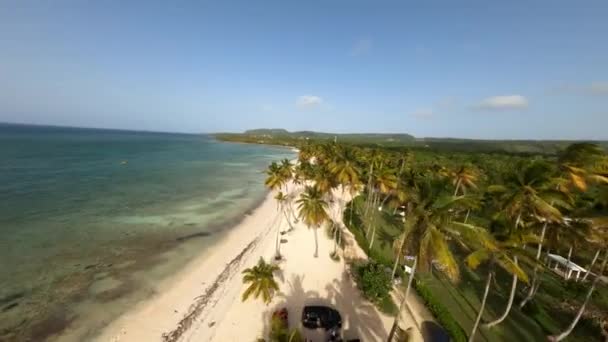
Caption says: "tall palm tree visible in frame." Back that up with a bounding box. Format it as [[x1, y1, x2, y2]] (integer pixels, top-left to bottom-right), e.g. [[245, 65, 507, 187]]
[[488, 161, 570, 308], [279, 159, 294, 191], [548, 250, 608, 341], [387, 179, 491, 342], [273, 191, 294, 259], [265, 162, 285, 190], [241, 258, 280, 305], [367, 165, 398, 249], [466, 240, 529, 341], [450, 165, 480, 196], [484, 232, 538, 328], [313, 165, 337, 198], [557, 143, 608, 192], [297, 185, 330, 258]]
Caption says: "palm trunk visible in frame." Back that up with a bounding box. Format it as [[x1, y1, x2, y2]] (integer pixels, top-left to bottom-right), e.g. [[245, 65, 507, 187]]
[[364, 164, 374, 217], [485, 257, 518, 328], [549, 251, 608, 341], [464, 210, 471, 223], [470, 272, 493, 342], [387, 257, 417, 342], [336, 227, 342, 254], [369, 225, 377, 250], [313, 226, 319, 258], [392, 235, 408, 279], [365, 193, 378, 237], [582, 249, 600, 281], [275, 219, 282, 258], [453, 178, 462, 196], [564, 246, 573, 280], [519, 222, 548, 308], [333, 225, 338, 254], [282, 208, 294, 231]]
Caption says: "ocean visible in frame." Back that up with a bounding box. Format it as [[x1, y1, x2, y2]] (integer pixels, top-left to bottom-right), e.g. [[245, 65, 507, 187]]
[[0, 123, 293, 341]]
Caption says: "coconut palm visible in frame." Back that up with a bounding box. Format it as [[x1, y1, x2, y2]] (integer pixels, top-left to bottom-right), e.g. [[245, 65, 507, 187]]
[[556, 143, 608, 192], [367, 165, 398, 249], [387, 179, 492, 342], [297, 185, 330, 257], [313, 165, 337, 198], [548, 250, 608, 341], [449, 165, 480, 196], [466, 240, 529, 341], [484, 232, 538, 328], [265, 162, 285, 190], [488, 161, 570, 308], [273, 191, 294, 259], [241, 258, 280, 305]]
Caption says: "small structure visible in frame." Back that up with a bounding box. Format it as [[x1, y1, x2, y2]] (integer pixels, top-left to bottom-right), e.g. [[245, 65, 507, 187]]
[[546, 253, 587, 281]]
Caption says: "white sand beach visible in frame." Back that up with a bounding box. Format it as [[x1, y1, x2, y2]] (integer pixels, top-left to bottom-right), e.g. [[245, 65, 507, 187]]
[[94, 181, 433, 342]]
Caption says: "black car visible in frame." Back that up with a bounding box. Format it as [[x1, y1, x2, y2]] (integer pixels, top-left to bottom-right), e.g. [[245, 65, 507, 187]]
[[301, 305, 342, 330]]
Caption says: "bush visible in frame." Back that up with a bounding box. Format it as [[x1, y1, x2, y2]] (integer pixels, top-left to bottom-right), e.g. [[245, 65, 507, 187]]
[[268, 315, 303, 342], [354, 261, 392, 305], [413, 279, 468, 342], [379, 295, 399, 316]]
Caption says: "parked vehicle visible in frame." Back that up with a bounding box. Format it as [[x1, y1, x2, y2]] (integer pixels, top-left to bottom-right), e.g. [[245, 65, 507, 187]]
[[301, 305, 342, 330]]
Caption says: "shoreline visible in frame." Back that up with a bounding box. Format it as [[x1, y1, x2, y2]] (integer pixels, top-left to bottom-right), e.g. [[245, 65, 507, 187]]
[[92, 180, 429, 341], [92, 187, 282, 341]]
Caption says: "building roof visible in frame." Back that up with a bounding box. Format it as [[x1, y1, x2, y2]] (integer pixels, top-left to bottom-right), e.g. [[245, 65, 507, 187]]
[[548, 253, 587, 272]]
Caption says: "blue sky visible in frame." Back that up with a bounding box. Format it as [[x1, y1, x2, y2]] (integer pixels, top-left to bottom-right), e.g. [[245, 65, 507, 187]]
[[1, 1, 607, 139]]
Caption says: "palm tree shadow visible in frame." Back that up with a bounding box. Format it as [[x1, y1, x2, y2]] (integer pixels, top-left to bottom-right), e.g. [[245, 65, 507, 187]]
[[324, 269, 389, 341], [261, 274, 319, 339]]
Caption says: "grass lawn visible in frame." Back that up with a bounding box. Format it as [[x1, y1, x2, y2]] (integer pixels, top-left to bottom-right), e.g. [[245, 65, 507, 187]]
[[344, 195, 606, 341]]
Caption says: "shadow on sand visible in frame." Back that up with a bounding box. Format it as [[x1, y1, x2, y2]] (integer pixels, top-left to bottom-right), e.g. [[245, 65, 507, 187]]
[[262, 270, 388, 341]]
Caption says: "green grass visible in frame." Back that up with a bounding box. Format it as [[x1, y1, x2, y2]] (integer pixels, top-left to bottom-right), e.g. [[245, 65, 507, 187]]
[[344, 195, 605, 342]]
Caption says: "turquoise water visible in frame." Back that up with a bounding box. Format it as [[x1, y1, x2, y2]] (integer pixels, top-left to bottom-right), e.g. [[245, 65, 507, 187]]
[[0, 124, 293, 341]]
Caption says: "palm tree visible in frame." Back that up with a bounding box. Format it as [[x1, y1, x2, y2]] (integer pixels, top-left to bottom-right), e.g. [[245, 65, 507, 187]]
[[387, 178, 491, 342], [367, 165, 398, 249], [487, 161, 569, 308], [279, 159, 294, 191], [241, 258, 280, 305], [297, 185, 330, 258], [548, 250, 608, 341], [265, 162, 285, 190], [556, 143, 608, 192], [484, 232, 538, 328], [313, 165, 337, 198], [466, 240, 529, 341], [449, 165, 479, 196], [273, 191, 294, 259]]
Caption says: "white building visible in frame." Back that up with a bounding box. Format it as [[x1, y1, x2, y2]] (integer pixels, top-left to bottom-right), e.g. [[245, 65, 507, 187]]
[[546, 253, 587, 281]]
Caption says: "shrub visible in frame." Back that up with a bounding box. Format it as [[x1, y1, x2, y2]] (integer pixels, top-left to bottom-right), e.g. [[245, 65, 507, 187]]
[[413, 279, 468, 342], [268, 315, 303, 342], [354, 261, 392, 305]]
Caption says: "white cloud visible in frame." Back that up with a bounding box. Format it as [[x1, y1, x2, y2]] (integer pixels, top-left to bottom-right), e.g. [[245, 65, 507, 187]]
[[475, 95, 528, 110], [296, 95, 323, 108], [411, 108, 434, 119], [590, 82, 608, 95], [350, 37, 372, 56]]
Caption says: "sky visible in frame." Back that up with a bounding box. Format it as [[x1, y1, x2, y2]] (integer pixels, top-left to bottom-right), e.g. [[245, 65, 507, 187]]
[[1, 1, 607, 139]]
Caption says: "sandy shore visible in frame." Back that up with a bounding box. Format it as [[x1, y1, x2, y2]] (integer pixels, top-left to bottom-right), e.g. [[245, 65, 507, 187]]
[[94, 181, 432, 342]]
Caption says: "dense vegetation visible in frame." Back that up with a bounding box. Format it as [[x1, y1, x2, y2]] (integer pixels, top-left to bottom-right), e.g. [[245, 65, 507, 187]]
[[256, 137, 608, 341], [214, 129, 608, 154]]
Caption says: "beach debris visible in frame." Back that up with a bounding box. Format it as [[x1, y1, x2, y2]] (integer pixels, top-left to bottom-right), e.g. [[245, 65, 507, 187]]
[[161, 236, 261, 342]]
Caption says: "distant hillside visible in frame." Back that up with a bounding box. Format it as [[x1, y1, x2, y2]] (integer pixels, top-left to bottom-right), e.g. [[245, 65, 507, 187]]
[[214, 129, 608, 155], [232, 128, 416, 143]]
